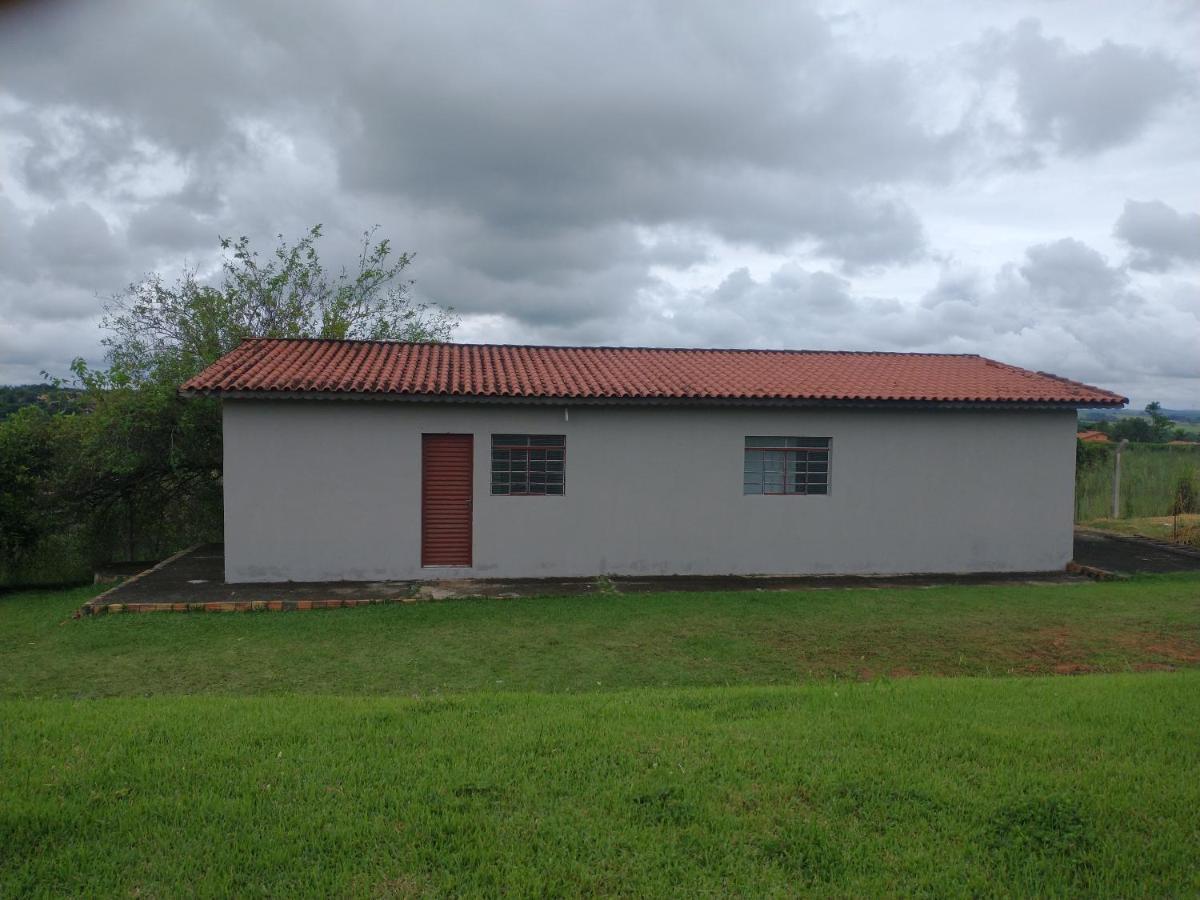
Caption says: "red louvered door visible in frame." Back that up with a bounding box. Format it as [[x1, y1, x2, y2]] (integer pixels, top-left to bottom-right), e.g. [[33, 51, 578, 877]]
[[421, 434, 473, 567]]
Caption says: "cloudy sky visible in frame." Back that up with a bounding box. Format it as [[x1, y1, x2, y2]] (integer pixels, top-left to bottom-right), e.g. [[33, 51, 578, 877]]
[[1, 0, 1197, 406]]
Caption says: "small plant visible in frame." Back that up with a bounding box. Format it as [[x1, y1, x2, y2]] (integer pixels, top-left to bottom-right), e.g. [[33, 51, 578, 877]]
[[593, 574, 620, 595], [1173, 473, 1198, 515]]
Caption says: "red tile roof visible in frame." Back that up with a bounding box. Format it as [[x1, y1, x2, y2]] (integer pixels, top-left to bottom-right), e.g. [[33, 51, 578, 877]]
[[180, 338, 1127, 407]]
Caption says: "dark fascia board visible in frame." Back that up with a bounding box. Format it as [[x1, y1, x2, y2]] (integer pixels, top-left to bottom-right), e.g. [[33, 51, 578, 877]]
[[179, 388, 1124, 411]]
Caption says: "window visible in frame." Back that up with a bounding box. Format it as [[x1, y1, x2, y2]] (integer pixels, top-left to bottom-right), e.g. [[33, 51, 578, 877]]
[[743, 436, 830, 495], [491, 434, 566, 495]]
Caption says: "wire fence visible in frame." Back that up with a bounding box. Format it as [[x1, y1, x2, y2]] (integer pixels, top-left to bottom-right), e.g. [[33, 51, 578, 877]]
[[1075, 443, 1200, 522]]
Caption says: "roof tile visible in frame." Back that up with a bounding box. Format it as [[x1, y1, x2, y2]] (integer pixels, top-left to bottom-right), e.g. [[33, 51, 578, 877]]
[[180, 339, 1127, 407]]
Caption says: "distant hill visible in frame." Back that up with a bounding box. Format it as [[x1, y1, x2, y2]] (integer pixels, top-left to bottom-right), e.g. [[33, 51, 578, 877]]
[[0, 384, 80, 420], [1080, 409, 1200, 424]]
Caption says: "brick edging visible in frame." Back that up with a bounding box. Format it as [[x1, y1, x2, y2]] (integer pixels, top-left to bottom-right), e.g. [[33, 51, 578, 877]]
[[92, 597, 406, 615], [76, 544, 203, 618], [1065, 561, 1124, 581]]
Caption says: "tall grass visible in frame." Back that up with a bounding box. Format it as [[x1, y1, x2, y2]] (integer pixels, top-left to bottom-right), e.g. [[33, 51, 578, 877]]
[[1076, 444, 1200, 521]]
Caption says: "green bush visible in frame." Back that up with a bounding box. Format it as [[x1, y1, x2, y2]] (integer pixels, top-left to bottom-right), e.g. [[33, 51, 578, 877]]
[[1076, 439, 1111, 471]]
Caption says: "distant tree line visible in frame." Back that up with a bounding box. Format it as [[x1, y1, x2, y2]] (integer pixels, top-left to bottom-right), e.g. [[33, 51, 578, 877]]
[[1081, 402, 1195, 444], [0, 226, 456, 585], [1076, 402, 1200, 520], [0, 385, 79, 420], [1081, 407, 1200, 424]]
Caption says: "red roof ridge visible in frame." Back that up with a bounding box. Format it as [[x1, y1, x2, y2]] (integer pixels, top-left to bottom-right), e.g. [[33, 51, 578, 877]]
[[237, 336, 986, 359]]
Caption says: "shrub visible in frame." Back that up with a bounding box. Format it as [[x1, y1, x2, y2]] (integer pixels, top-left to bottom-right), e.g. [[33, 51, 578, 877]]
[[1173, 473, 1199, 515], [1076, 440, 1110, 471]]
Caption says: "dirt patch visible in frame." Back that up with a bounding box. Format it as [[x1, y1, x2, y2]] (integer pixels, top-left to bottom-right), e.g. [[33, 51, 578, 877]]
[[1133, 662, 1178, 672], [1028, 627, 1088, 661], [1013, 626, 1104, 675], [852, 666, 915, 680], [1021, 627, 1200, 673], [1144, 638, 1200, 663], [1052, 662, 1098, 675], [1111, 632, 1200, 664], [1037, 626, 1075, 650]]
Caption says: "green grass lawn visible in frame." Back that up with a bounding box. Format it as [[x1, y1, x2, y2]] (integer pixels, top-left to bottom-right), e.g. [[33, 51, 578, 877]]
[[4, 576, 1200, 698], [4, 677, 1199, 896], [4, 577, 1200, 895]]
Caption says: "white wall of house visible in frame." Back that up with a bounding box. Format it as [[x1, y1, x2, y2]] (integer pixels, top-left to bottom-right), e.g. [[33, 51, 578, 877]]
[[221, 400, 1078, 582]]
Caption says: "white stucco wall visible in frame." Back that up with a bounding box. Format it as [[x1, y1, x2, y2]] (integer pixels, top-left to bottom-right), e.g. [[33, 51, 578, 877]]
[[221, 400, 1078, 582]]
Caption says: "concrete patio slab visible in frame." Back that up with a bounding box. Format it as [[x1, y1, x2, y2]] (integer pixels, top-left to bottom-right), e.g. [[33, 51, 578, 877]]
[[1072, 529, 1200, 575], [76, 541, 1114, 616], [90, 526, 1200, 616]]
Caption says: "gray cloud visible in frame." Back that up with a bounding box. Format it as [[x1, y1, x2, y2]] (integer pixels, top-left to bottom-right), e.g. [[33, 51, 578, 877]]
[[330, 3, 946, 268], [0, 195, 35, 282], [1114, 199, 1200, 271], [26, 201, 128, 288], [1018, 238, 1131, 310], [0, 2, 273, 155], [4, 107, 145, 200], [2, 1, 945, 269], [127, 200, 217, 252], [976, 18, 1192, 157]]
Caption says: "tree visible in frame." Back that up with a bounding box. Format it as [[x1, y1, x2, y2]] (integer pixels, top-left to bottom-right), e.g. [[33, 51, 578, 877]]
[[0, 407, 55, 573], [1111, 402, 1174, 444], [0, 385, 78, 421], [1110, 416, 1154, 443], [1, 225, 455, 581], [101, 225, 456, 386], [1144, 401, 1172, 443]]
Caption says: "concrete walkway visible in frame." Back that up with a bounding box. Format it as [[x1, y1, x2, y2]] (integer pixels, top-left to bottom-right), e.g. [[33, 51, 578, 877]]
[[79, 542, 1097, 615], [1072, 529, 1200, 575]]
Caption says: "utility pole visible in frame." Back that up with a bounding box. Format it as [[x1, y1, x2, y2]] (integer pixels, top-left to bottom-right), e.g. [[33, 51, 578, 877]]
[[1111, 438, 1129, 518]]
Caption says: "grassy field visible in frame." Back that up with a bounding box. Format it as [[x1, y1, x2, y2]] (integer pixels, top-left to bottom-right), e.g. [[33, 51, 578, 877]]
[[1076, 444, 1200, 521], [4, 676, 1199, 896], [4, 578, 1200, 895], [4, 577, 1200, 698]]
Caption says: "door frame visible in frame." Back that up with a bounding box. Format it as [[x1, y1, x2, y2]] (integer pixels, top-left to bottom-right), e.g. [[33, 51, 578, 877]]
[[420, 433, 474, 567]]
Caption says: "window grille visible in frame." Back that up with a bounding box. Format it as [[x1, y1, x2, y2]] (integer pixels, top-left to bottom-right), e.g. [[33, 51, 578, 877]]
[[743, 436, 830, 495], [491, 434, 566, 495]]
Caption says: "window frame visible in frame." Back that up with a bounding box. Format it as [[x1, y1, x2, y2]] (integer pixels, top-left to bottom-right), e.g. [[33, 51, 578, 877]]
[[742, 436, 832, 497], [490, 434, 566, 497]]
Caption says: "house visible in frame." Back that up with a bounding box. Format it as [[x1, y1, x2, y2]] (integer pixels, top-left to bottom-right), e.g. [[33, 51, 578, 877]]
[[1077, 430, 1111, 443], [181, 339, 1126, 583]]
